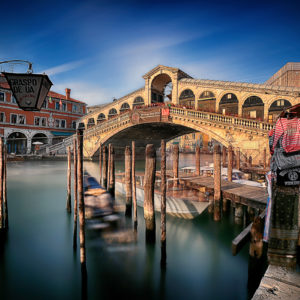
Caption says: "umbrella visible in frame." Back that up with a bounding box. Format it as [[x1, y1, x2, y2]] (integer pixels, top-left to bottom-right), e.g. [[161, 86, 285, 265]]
[[32, 141, 43, 145]]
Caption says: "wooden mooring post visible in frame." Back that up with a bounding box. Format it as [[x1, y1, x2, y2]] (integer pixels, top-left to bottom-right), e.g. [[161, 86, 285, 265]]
[[222, 146, 226, 167], [228, 145, 233, 182], [73, 137, 78, 249], [125, 146, 132, 217], [267, 185, 299, 268], [77, 129, 86, 271], [0, 138, 3, 229], [107, 144, 111, 191], [66, 146, 72, 213], [195, 145, 200, 176], [214, 145, 221, 221], [108, 145, 115, 197], [99, 143, 102, 184], [144, 144, 156, 243], [132, 141, 137, 228], [102, 145, 108, 188], [161, 140, 167, 267], [172, 145, 179, 187]]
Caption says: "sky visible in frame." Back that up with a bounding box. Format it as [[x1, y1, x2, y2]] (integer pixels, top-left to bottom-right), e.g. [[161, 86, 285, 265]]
[[1, 0, 300, 106]]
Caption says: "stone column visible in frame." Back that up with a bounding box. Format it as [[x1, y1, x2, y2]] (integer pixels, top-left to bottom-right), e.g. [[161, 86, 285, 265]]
[[27, 137, 32, 154]]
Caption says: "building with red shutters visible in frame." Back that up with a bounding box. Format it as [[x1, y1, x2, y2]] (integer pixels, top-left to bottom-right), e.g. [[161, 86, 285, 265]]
[[0, 75, 87, 154]]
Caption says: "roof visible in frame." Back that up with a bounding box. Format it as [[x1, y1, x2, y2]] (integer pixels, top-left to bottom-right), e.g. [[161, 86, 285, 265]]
[[143, 65, 193, 80]]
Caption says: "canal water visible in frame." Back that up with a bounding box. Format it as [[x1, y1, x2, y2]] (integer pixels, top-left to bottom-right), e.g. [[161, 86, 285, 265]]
[[0, 155, 261, 300]]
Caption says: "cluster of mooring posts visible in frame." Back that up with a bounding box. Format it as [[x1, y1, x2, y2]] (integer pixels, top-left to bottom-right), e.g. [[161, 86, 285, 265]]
[[0, 138, 8, 231]]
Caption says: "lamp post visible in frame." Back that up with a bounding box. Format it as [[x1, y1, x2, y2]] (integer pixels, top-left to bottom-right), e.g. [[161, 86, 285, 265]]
[[0, 60, 52, 111]]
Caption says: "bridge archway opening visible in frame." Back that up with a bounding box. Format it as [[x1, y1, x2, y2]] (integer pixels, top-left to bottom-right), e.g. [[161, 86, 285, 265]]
[[151, 73, 172, 104], [87, 117, 95, 128], [219, 93, 238, 116], [7, 132, 27, 154], [32, 133, 47, 152], [268, 99, 291, 123], [198, 91, 216, 112], [108, 108, 118, 119], [97, 113, 106, 124], [133, 96, 145, 109], [120, 102, 130, 113], [179, 89, 195, 108], [242, 96, 264, 120]]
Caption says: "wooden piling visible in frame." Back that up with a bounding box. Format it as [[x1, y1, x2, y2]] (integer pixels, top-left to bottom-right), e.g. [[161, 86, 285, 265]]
[[249, 215, 264, 259], [3, 145, 8, 229], [222, 146, 226, 167], [102, 145, 108, 188], [66, 146, 72, 213], [77, 129, 86, 270], [108, 145, 115, 197], [132, 141, 137, 227], [161, 140, 167, 267], [125, 146, 132, 217], [107, 144, 111, 190], [172, 145, 179, 187], [144, 144, 156, 243], [236, 148, 240, 170], [228, 145, 233, 182], [263, 148, 266, 169], [213, 145, 221, 221], [99, 143, 102, 184], [195, 145, 200, 176], [73, 137, 78, 249], [0, 138, 3, 229]]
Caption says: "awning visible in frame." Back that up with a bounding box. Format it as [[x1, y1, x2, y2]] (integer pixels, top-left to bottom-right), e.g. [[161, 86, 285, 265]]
[[51, 131, 74, 137]]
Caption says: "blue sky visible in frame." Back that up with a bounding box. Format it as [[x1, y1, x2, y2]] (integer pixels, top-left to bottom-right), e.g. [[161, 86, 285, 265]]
[[1, 0, 299, 106]]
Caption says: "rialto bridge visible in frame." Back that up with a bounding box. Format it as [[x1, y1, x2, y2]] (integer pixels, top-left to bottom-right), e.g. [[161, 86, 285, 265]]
[[60, 65, 300, 163]]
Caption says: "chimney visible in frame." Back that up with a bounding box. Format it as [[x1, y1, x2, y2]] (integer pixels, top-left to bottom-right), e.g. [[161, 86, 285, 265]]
[[65, 88, 71, 100]]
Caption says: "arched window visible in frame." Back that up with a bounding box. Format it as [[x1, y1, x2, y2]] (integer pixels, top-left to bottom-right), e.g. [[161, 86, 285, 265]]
[[219, 93, 238, 116], [198, 91, 216, 112], [179, 89, 195, 108], [268, 99, 292, 123], [87, 118, 95, 128], [133, 96, 144, 108], [120, 102, 130, 112], [108, 108, 118, 119], [151, 74, 172, 104], [97, 113, 106, 124], [242, 96, 264, 120]]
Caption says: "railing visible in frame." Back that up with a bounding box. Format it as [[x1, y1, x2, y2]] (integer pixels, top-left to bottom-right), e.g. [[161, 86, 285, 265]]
[[47, 135, 75, 153]]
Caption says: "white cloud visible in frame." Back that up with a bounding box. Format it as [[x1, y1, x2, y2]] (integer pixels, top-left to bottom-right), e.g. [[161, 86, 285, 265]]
[[41, 59, 86, 76]]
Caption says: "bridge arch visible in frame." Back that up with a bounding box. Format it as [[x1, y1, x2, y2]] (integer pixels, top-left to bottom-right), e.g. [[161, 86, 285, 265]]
[[97, 113, 106, 124], [267, 98, 292, 123], [108, 108, 118, 119], [179, 89, 195, 108], [197, 90, 216, 112], [218, 92, 239, 116], [150, 73, 172, 104], [133, 96, 145, 108], [242, 96, 264, 120], [7, 132, 27, 154]]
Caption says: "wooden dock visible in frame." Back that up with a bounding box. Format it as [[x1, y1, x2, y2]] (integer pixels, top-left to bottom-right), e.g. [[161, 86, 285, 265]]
[[252, 265, 300, 299], [174, 174, 268, 210]]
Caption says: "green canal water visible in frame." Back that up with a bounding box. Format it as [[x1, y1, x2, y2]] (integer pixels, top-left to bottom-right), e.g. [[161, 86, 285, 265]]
[[0, 157, 262, 300]]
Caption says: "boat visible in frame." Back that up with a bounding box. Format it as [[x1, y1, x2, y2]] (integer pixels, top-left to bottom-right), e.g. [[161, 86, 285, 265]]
[[115, 173, 209, 219]]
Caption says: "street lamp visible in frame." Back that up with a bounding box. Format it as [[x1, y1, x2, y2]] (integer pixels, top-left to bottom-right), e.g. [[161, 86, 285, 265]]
[[1, 60, 52, 111]]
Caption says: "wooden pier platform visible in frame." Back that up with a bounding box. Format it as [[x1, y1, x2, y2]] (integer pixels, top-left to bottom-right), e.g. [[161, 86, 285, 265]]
[[252, 265, 300, 299], [173, 174, 268, 210]]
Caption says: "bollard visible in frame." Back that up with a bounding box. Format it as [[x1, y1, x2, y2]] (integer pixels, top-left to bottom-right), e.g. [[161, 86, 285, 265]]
[[144, 144, 156, 243], [195, 145, 200, 176], [161, 140, 167, 267], [172, 145, 179, 187], [66, 146, 72, 213], [228, 145, 233, 182], [125, 146, 132, 217], [213, 145, 221, 221], [132, 141, 137, 228], [73, 137, 78, 249], [102, 145, 108, 188], [77, 129, 86, 271]]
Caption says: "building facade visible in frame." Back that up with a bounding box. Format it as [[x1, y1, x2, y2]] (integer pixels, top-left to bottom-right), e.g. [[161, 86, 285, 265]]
[[0, 75, 86, 154]]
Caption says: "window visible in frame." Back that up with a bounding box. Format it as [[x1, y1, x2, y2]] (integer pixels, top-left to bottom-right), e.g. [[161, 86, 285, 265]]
[[41, 117, 47, 126], [18, 115, 25, 125], [0, 91, 4, 102], [55, 119, 60, 128], [72, 121, 76, 129], [0, 112, 5, 123], [11, 95, 17, 104], [72, 104, 78, 113], [55, 101, 60, 110], [35, 117, 40, 126], [11, 114, 17, 124], [61, 120, 66, 128], [62, 102, 67, 111]]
